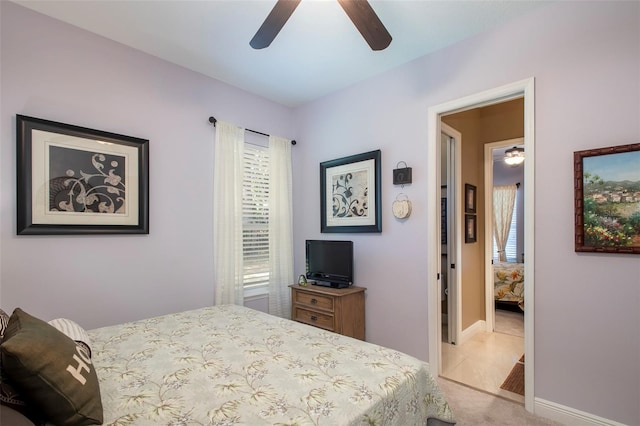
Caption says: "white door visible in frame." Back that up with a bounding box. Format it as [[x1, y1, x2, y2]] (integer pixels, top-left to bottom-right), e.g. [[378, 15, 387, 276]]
[[440, 123, 461, 346]]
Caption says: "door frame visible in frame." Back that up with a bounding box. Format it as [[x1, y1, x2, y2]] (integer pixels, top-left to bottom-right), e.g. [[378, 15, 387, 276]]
[[427, 78, 535, 412], [483, 137, 524, 333]]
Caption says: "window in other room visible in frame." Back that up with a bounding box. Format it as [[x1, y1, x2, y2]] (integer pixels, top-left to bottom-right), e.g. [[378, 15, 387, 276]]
[[493, 190, 518, 263]]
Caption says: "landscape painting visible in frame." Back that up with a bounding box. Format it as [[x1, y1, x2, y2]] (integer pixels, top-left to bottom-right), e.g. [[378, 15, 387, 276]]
[[574, 143, 640, 254]]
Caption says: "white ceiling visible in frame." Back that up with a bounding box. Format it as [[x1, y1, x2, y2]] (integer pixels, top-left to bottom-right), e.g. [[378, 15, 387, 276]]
[[13, 0, 550, 107]]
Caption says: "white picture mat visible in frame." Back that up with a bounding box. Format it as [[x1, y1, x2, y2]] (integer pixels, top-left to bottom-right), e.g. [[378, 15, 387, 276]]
[[325, 158, 376, 228], [31, 129, 140, 226]]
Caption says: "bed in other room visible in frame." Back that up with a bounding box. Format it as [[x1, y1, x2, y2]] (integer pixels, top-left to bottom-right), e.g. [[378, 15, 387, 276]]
[[494, 262, 525, 311]]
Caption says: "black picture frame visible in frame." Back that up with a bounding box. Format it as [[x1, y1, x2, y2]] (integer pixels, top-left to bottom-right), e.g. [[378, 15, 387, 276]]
[[465, 214, 477, 243], [574, 142, 640, 254], [320, 149, 381, 233], [17, 115, 149, 235], [464, 183, 476, 214]]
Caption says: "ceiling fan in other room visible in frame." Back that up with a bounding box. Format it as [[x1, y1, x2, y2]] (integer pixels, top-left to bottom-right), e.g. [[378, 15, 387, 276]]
[[250, 0, 392, 51]]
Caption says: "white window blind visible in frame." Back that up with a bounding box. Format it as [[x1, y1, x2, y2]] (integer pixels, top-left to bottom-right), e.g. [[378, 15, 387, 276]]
[[493, 192, 518, 262], [242, 144, 270, 291]]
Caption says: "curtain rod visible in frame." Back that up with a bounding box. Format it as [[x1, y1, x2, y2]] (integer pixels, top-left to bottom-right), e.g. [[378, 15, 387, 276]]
[[208, 117, 296, 145]]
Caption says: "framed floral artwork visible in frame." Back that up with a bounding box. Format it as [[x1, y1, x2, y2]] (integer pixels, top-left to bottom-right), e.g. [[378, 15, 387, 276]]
[[17, 115, 149, 235], [320, 149, 381, 233]]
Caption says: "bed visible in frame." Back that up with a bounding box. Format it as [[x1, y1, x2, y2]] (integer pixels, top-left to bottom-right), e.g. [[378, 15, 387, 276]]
[[1, 304, 455, 426], [493, 262, 525, 311]]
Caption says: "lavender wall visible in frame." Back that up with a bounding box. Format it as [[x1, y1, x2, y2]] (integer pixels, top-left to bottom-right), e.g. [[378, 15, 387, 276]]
[[1, 1, 639, 424], [0, 2, 294, 328], [293, 2, 639, 424]]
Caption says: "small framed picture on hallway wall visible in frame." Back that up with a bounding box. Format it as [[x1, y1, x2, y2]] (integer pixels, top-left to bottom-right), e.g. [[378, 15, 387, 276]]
[[465, 214, 477, 243], [465, 183, 476, 214]]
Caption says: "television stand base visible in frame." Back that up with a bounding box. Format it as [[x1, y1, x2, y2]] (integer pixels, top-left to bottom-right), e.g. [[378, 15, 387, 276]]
[[311, 281, 350, 289]]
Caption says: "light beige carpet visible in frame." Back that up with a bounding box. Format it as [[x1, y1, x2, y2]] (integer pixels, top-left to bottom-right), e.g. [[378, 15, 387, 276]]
[[438, 378, 562, 426]]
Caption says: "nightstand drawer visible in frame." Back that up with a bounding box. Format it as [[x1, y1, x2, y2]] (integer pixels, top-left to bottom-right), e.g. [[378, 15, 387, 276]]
[[294, 291, 334, 311], [293, 307, 335, 331], [289, 285, 366, 340]]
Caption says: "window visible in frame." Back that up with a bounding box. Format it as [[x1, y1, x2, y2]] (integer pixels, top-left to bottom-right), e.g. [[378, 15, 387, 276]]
[[493, 191, 518, 262], [242, 143, 270, 295]]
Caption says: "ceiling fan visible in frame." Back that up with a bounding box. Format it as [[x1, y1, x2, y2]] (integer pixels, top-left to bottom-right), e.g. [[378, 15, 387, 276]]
[[250, 0, 392, 51]]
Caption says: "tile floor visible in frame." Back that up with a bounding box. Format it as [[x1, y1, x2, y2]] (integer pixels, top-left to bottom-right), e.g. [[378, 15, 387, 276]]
[[441, 309, 525, 403]]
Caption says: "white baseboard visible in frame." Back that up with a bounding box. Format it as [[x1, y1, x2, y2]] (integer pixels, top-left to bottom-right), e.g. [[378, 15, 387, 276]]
[[535, 398, 627, 426], [458, 320, 486, 346]]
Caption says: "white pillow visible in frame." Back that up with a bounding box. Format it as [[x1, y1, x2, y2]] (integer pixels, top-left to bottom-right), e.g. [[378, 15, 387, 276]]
[[48, 318, 92, 358]]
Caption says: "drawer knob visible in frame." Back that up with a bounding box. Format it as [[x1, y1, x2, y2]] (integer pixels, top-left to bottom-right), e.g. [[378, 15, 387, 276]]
[[310, 298, 318, 304], [310, 315, 318, 321]]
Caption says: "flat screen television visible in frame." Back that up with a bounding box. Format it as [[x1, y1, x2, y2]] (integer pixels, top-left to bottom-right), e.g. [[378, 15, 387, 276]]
[[305, 240, 353, 288]]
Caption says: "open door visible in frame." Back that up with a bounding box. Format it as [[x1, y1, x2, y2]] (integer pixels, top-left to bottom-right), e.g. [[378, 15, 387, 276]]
[[440, 123, 462, 347]]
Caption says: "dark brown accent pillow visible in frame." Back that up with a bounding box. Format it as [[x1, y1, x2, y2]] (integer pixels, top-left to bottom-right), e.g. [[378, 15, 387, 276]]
[[1, 355, 48, 425], [1, 307, 45, 425], [0, 308, 103, 426]]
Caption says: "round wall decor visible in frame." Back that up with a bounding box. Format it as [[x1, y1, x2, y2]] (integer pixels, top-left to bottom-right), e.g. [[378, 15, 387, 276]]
[[392, 194, 412, 219]]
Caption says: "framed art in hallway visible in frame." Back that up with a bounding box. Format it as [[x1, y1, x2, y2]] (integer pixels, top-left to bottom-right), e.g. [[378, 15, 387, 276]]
[[465, 214, 477, 243], [464, 183, 476, 213], [574, 142, 640, 254], [320, 149, 382, 233], [17, 115, 149, 235]]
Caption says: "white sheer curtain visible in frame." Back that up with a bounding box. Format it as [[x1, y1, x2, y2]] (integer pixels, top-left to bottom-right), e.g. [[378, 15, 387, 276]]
[[268, 135, 294, 318], [493, 184, 517, 262], [213, 121, 245, 305]]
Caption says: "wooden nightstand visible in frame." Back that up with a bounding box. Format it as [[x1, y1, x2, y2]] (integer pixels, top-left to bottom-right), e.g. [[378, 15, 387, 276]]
[[289, 284, 366, 340]]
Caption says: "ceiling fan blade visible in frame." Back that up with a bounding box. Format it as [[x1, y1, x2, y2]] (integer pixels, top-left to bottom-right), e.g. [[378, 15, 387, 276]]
[[337, 0, 391, 51], [250, 0, 301, 49]]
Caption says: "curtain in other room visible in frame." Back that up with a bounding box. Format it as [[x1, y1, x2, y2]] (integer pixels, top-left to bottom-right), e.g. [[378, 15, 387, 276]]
[[213, 121, 245, 305], [268, 135, 294, 318], [493, 184, 517, 262]]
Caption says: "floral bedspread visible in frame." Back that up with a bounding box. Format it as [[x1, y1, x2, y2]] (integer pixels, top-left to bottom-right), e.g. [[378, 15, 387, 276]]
[[494, 262, 525, 310], [89, 305, 454, 426]]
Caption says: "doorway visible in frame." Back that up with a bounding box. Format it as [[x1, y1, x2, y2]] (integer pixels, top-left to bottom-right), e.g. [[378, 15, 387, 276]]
[[439, 105, 525, 403], [427, 78, 535, 412]]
